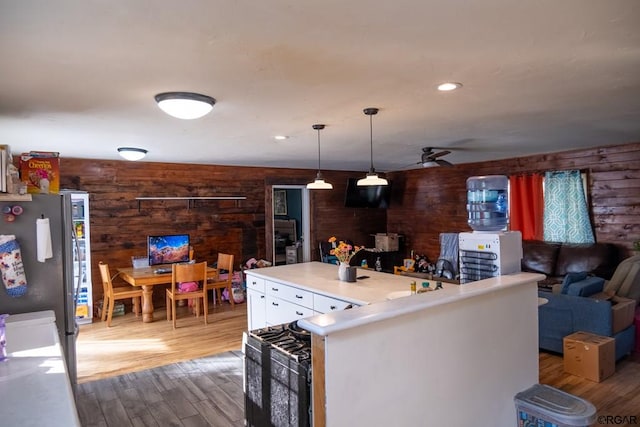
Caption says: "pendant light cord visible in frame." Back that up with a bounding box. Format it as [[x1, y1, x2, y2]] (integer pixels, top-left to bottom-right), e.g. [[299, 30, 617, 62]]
[[363, 107, 379, 173], [312, 123, 326, 175], [317, 128, 322, 172], [369, 113, 374, 173]]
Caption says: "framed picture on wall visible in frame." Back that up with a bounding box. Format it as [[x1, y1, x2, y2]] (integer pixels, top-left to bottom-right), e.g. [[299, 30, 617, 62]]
[[274, 190, 287, 215]]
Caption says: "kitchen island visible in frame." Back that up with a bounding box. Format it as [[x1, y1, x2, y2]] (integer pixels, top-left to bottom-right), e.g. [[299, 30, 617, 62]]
[[245, 262, 544, 427]]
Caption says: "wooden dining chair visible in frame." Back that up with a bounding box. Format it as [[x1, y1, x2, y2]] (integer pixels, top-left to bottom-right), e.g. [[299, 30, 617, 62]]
[[204, 253, 235, 321], [166, 261, 208, 329], [98, 261, 143, 327]]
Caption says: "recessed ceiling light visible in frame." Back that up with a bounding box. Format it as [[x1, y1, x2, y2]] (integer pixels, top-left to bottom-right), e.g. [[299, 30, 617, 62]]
[[437, 82, 463, 92], [274, 135, 289, 140]]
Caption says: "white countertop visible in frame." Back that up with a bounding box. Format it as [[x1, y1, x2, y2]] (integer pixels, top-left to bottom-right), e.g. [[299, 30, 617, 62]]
[[0, 310, 80, 427], [246, 262, 544, 336], [245, 261, 447, 305]]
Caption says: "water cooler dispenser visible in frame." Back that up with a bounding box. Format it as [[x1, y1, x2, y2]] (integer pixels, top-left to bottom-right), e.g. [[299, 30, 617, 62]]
[[458, 231, 523, 284], [466, 175, 508, 232], [459, 175, 522, 284]]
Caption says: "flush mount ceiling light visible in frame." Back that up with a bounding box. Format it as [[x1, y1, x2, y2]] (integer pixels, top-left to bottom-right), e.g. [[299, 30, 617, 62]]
[[117, 147, 147, 161], [437, 82, 463, 92], [154, 92, 216, 120], [307, 124, 333, 190], [357, 108, 388, 187]]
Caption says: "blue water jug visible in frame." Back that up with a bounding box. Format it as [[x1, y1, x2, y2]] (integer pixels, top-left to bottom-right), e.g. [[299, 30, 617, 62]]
[[466, 175, 508, 231]]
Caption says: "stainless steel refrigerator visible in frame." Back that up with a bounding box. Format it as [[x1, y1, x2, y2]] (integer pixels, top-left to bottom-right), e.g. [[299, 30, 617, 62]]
[[0, 192, 79, 388]]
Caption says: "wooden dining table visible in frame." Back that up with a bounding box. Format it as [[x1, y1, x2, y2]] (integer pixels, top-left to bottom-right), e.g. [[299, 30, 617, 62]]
[[117, 265, 218, 323]]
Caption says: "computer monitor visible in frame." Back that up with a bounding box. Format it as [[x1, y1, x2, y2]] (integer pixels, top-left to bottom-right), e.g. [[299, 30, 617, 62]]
[[147, 234, 190, 266]]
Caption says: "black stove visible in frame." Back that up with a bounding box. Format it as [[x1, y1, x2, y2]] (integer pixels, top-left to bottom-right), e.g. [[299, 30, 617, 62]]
[[251, 322, 312, 362], [245, 321, 312, 427]]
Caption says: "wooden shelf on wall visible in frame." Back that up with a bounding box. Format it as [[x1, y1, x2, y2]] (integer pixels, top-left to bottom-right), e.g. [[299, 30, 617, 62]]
[[0, 194, 33, 202], [135, 196, 247, 211]]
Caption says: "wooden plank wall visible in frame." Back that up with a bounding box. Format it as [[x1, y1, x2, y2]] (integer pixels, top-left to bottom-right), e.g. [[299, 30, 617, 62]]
[[386, 141, 640, 263], [58, 141, 638, 310], [59, 160, 386, 307]]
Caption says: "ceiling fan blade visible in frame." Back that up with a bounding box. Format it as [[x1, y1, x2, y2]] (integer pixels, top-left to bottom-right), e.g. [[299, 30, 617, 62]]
[[435, 159, 453, 167], [430, 150, 451, 159]]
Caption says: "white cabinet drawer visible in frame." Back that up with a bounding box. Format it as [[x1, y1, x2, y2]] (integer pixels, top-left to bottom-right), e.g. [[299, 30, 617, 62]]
[[247, 289, 267, 330], [314, 294, 353, 314], [266, 296, 314, 326], [266, 281, 313, 309], [246, 275, 265, 293]]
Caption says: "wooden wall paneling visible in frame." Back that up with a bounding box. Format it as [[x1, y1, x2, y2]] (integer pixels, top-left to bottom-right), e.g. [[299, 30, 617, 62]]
[[387, 142, 640, 262], [386, 166, 469, 262], [55, 142, 639, 316]]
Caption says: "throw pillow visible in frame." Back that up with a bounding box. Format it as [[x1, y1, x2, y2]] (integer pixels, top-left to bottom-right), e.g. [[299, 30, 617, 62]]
[[560, 271, 588, 295]]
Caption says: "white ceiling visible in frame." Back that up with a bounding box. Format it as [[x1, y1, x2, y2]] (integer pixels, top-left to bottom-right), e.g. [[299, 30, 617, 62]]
[[1, 1, 639, 172]]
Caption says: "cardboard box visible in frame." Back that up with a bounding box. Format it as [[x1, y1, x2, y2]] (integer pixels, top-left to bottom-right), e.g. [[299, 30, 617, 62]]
[[19, 152, 60, 194], [375, 233, 399, 251], [563, 331, 615, 382], [610, 296, 636, 334]]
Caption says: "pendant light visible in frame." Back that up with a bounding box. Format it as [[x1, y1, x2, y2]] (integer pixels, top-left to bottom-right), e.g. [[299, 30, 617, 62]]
[[357, 107, 388, 186], [154, 92, 216, 120], [306, 124, 333, 190]]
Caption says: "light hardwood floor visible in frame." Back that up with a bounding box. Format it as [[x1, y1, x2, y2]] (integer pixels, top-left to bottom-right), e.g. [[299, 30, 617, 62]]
[[77, 303, 247, 383], [78, 306, 640, 425]]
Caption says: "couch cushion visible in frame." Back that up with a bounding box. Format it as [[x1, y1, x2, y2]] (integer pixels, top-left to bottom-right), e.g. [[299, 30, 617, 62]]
[[559, 271, 588, 294], [604, 255, 640, 302], [521, 240, 561, 275], [565, 276, 605, 296], [555, 243, 618, 279]]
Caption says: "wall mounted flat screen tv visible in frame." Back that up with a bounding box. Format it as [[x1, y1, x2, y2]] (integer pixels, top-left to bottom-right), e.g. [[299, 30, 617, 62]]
[[344, 178, 392, 208], [147, 234, 190, 266]]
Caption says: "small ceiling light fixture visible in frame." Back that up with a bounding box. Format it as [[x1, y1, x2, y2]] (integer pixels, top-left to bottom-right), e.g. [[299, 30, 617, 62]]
[[357, 108, 388, 187], [154, 92, 216, 120], [306, 124, 333, 190], [117, 147, 148, 161], [274, 135, 289, 140], [437, 82, 463, 92]]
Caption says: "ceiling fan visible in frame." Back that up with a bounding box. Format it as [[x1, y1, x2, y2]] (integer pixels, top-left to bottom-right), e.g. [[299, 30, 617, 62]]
[[418, 147, 453, 167]]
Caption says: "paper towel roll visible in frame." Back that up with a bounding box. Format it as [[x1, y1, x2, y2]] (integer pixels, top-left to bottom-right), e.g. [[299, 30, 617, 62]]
[[36, 218, 53, 262]]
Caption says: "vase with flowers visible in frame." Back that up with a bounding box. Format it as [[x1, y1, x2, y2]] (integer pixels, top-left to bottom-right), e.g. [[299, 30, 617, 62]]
[[328, 237, 364, 282]]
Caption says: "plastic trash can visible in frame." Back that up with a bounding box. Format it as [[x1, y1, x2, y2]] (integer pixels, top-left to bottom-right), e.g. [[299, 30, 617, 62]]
[[515, 384, 596, 427]]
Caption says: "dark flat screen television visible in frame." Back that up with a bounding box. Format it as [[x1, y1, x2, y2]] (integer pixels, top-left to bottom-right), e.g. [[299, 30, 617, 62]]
[[147, 234, 190, 266], [344, 178, 392, 208]]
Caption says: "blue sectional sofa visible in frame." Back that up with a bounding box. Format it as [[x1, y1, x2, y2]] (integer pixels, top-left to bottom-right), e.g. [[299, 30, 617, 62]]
[[538, 290, 636, 360], [537, 255, 640, 361]]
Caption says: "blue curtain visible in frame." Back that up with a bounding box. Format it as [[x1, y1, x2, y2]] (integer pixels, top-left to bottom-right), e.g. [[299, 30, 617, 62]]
[[543, 170, 595, 243]]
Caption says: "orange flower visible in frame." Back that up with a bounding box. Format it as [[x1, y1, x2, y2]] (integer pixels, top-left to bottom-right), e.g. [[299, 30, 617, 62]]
[[329, 239, 364, 263]]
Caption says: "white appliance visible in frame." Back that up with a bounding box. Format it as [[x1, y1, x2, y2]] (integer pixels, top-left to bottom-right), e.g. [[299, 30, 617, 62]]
[[0, 192, 79, 388], [458, 231, 523, 284], [71, 192, 92, 324]]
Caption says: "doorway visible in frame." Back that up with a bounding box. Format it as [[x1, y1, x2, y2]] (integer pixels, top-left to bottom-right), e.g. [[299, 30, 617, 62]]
[[272, 185, 310, 265]]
